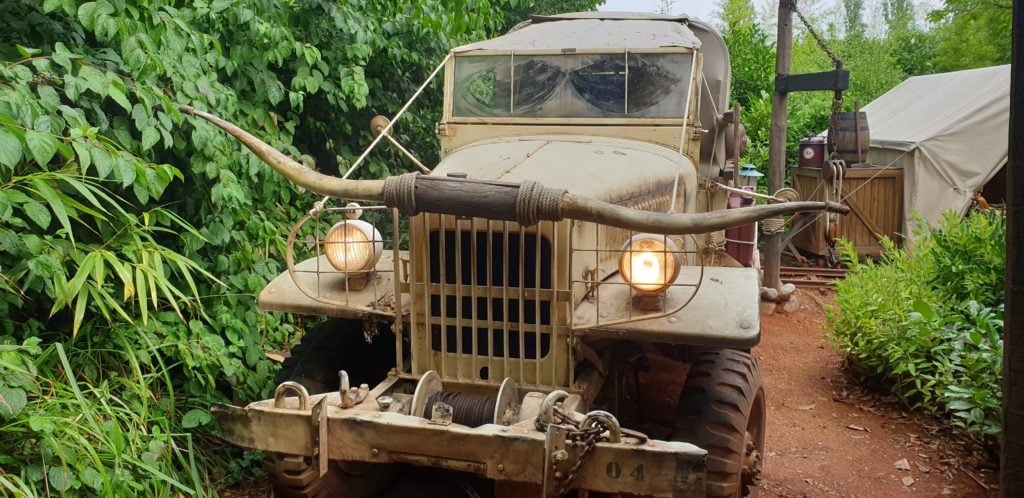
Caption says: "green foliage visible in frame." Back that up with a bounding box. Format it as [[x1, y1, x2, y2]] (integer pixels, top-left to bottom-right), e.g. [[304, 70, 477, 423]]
[[929, 0, 1012, 71], [828, 211, 1005, 436], [0, 336, 211, 496], [0, 0, 528, 493], [498, 0, 602, 31]]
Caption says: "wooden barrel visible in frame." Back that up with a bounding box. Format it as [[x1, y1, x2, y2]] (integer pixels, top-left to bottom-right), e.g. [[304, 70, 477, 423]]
[[828, 112, 870, 163]]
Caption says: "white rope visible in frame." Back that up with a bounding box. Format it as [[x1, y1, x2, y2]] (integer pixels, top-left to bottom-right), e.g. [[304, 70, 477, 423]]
[[783, 148, 912, 244], [311, 53, 452, 213]]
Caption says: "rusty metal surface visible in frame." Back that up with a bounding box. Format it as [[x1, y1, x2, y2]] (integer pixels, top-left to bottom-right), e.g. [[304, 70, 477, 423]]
[[576, 266, 760, 347], [212, 393, 707, 497]]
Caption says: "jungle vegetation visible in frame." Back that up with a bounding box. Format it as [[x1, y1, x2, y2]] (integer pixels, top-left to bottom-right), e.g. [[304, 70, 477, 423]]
[[0, 0, 1010, 495]]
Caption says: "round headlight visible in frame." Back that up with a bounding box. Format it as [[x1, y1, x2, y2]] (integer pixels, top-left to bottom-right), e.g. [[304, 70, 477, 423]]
[[619, 235, 681, 294], [324, 219, 383, 272]]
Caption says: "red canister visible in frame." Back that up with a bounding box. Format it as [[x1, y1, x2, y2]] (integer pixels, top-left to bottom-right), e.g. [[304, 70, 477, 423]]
[[798, 137, 826, 168]]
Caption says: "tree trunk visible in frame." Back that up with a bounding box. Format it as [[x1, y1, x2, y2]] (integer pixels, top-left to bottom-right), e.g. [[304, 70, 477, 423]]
[[765, 0, 794, 290]]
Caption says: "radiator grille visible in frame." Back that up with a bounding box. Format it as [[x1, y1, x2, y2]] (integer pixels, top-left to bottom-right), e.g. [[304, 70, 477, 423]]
[[408, 214, 569, 388]]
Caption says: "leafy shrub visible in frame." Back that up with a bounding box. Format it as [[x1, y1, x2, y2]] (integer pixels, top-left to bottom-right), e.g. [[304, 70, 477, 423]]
[[828, 210, 1005, 436], [0, 0, 532, 494]]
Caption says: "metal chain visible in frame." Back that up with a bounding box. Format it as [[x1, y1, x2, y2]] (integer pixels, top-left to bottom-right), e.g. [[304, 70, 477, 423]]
[[829, 96, 844, 154], [557, 426, 602, 496], [535, 407, 610, 496], [791, 1, 846, 155], [791, 1, 839, 66]]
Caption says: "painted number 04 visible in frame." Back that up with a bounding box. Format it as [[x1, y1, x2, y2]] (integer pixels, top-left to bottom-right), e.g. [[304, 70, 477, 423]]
[[605, 462, 645, 482]]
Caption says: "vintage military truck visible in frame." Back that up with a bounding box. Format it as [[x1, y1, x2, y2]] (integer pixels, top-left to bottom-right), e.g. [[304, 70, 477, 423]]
[[184, 12, 846, 498]]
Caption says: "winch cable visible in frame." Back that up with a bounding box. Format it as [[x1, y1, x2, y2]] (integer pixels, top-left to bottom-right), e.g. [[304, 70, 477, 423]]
[[422, 391, 498, 427]]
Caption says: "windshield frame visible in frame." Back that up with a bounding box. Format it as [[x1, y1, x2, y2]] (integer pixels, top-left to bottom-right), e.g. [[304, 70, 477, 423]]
[[443, 47, 698, 126]]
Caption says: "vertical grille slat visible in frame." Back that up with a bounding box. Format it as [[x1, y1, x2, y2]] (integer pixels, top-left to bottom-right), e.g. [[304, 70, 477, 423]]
[[534, 226, 542, 385], [517, 225, 526, 384], [438, 214, 447, 378], [455, 218, 464, 381]]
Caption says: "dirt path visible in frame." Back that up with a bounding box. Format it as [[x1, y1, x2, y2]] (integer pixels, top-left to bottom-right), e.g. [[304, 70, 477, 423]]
[[756, 289, 998, 497]]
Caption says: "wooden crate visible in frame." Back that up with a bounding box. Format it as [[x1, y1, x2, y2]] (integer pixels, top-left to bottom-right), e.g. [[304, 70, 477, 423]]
[[791, 166, 904, 257]]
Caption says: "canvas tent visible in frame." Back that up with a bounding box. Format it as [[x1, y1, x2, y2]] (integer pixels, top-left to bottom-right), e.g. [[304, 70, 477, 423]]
[[861, 64, 1010, 243]]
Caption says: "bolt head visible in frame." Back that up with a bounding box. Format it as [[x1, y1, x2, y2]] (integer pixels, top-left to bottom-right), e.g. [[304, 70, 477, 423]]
[[497, 464, 505, 472]]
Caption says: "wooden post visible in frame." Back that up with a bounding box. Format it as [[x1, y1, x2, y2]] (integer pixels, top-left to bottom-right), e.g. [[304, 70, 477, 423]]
[[764, 0, 794, 290], [1002, 0, 1023, 492]]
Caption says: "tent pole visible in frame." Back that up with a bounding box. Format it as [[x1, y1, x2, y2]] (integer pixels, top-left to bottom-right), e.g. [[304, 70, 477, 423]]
[[765, 0, 794, 291], [1003, 0, 1023, 493]]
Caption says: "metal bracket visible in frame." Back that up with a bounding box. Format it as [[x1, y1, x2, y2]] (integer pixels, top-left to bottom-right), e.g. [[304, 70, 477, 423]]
[[311, 397, 329, 477], [776, 69, 850, 94], [541, 424, 571, 497]]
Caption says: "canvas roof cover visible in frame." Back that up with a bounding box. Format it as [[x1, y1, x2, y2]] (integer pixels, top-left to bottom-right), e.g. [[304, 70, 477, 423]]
[[452, 13, 701, 52], [859, 65, 1009, 238]]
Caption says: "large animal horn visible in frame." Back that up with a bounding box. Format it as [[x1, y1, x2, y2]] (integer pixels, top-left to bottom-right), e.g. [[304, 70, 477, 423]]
[[180, 106, 848, 235]]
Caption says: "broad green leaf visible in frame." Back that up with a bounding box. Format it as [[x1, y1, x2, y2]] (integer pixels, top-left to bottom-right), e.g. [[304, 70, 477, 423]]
[[52, 42, 73, 71], [24, 130, 58, 166], [71, 140, 91, 171], [108, 84, 132, 112], [15, 45, 41, 57], [133, 181, 149, 204], [77, 65, 108, 97], [91, 147, 113, 178], [80, 467, 103, 491], [181, 408, 213, 428], [47, 467, 73, 492], [141, 126, 160, 151], [116, 156, 137, 187], [36, 85, 61, 110], [0, 128, 22, 168], [22, 200, 51, 229], [0, 190, 10, 221], [210, 0, 234, 13], [42, 0, 62, 13], [77, 2, 99, 30], [0, 386, 27, 418], [27, 254, 62, 279], [28, 416, 55, 432]]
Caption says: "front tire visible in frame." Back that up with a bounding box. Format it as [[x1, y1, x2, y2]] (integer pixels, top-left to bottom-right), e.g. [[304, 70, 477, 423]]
[[671, 349, 765, 497], [266, 319, 396, 497]]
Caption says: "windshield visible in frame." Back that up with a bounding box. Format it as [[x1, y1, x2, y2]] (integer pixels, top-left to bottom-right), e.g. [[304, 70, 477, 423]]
[[452, 52, 694, 119]]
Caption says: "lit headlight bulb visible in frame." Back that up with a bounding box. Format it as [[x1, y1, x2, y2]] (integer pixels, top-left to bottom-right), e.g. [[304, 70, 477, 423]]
[[323, 219, 383, 273], [619, 235, 681, 294]]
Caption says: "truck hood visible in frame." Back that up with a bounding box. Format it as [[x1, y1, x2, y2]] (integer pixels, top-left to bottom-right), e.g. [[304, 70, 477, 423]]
[[431, 136, 693, 202]]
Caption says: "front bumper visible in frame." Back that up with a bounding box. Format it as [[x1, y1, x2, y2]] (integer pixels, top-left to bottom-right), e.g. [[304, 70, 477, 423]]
[[213, 390, 707, 497]]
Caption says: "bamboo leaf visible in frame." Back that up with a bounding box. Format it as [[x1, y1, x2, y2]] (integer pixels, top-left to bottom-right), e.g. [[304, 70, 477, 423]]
[[136, 265, 148, 325], [29, 178, 75, 242], [72, 287, 89, 336]]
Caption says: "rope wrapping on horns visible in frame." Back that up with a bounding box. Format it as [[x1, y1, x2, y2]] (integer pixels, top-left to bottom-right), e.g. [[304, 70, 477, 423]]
[[382, 172, 420, 215], [516, 180, 566, 227]]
